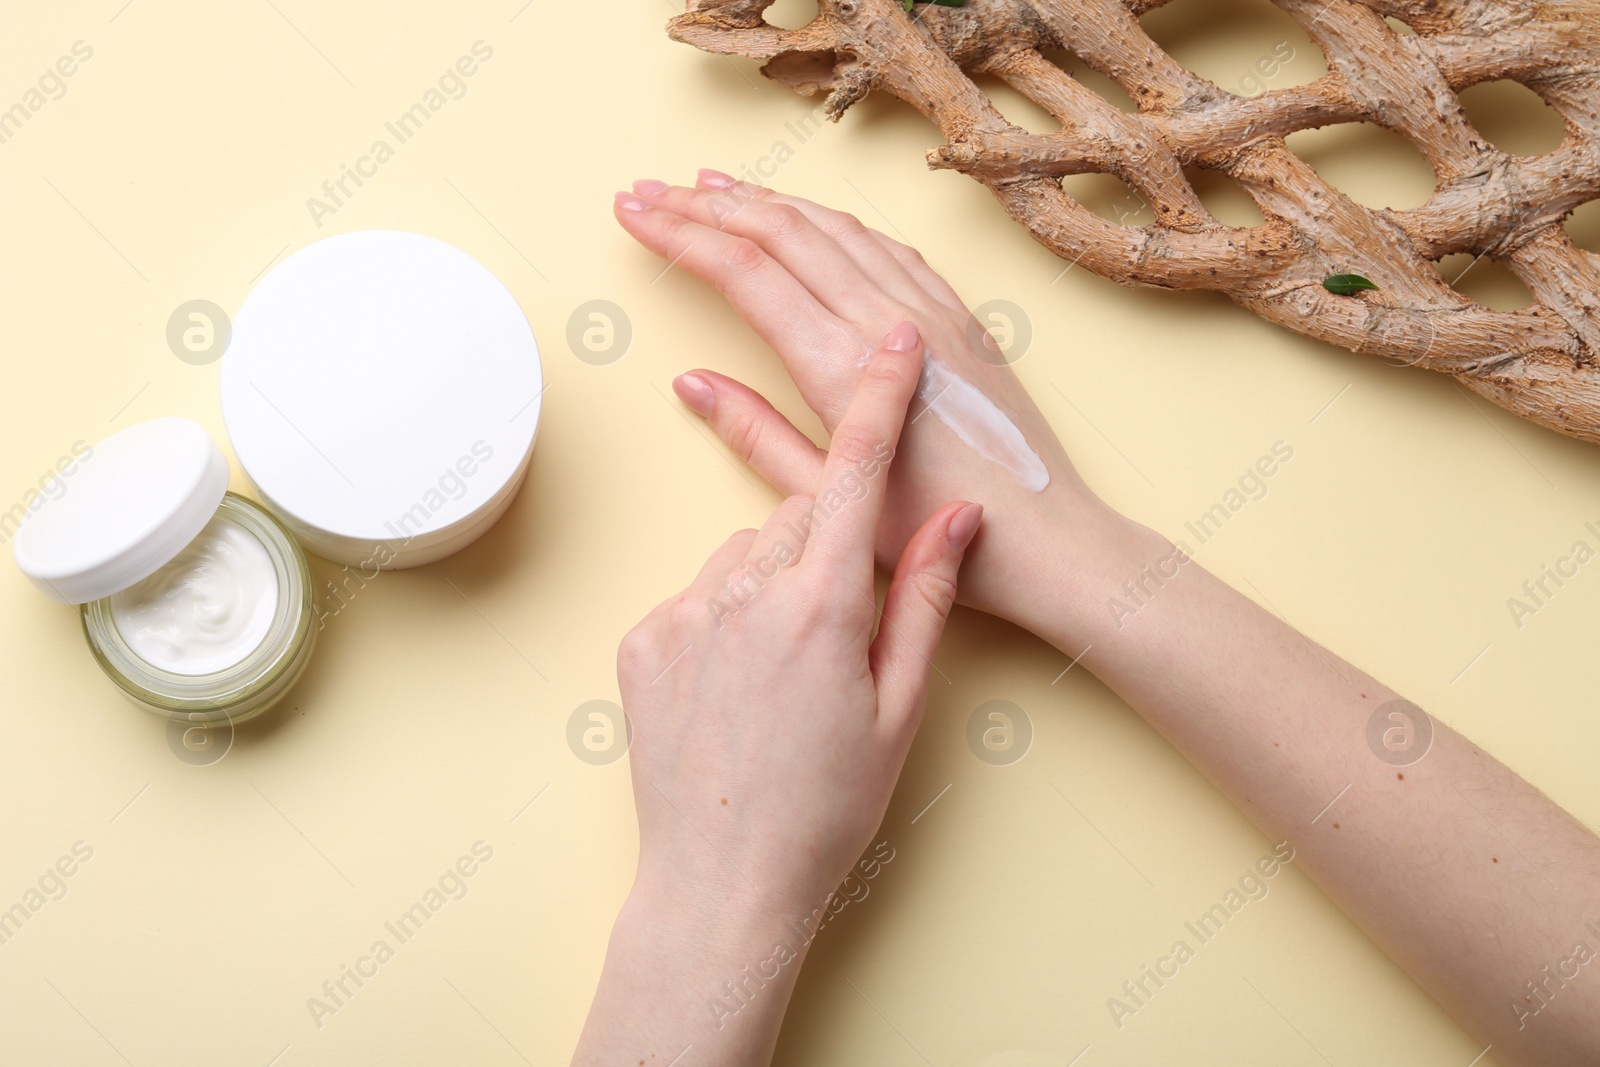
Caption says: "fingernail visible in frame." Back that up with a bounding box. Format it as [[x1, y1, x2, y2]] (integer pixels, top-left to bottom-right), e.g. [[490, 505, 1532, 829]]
[[633, 178, 669, 196], [673, 373, 715, 417], [615, 192, 649, 213], [698, 168, 737, 189], [946, 502, 983, 552], [883, 320, 921, 352]]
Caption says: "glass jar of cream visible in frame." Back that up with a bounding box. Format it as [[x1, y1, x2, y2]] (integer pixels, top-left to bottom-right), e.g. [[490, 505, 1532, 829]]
[[12, 417, 315, 724]]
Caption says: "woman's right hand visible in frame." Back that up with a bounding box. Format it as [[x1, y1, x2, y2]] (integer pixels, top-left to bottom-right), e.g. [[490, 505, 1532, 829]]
[[614, 174, 1154, 637]]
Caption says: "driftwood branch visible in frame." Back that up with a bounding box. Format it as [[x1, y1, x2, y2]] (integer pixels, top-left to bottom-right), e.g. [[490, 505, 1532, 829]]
[[668, 0, 1600, 444]]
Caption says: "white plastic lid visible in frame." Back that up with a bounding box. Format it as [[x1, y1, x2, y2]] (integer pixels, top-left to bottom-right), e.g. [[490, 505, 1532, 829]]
[[12, 417, 230, 605], [218, 231, 541, 568]]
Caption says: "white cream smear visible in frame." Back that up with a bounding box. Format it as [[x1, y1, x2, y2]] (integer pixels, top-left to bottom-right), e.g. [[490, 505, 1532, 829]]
[[111, 516, 279, 675], [916, 357, 1051, 492]]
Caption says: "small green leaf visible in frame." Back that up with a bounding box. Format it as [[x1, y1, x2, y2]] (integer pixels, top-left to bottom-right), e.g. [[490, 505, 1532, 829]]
[[903, 0, 914, 9], [930, 0, 967, 6], [1323, 273, 1379, 295]]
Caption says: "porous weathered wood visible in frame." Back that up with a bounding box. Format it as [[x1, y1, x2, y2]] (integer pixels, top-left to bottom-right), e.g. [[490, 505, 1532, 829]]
[[667, 0, 1600, 444]]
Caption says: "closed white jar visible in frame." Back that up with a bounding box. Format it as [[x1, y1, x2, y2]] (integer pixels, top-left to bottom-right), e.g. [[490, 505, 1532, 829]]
[[219, 230, 543, 569]]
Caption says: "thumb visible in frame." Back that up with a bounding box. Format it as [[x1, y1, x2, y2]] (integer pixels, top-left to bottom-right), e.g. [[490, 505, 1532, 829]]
[[869, 501, 982, 733]]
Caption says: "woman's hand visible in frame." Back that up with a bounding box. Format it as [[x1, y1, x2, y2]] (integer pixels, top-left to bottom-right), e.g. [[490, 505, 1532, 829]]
[[614, 174, 1147, 642], [621, 319, 976, 918], [572, 322, 979, 1064], [595, 178, 1600, 1067]]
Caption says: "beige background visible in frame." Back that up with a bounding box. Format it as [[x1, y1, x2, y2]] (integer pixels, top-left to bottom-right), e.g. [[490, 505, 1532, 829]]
[[2, 1, 1597, 1064]]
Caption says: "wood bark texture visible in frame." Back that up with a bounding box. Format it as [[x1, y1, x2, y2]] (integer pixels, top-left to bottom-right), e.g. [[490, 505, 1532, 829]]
[[667, 0, 1600, 444]]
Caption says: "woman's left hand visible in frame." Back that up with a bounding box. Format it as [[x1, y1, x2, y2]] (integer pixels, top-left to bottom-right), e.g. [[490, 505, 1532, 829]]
[[572, 320, 980, 1064], [622, 318, 978, 920]]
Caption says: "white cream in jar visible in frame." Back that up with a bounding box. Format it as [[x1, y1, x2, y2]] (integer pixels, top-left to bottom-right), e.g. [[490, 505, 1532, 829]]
[[12, 418, 316, 724], [110, 514, 280, 675]]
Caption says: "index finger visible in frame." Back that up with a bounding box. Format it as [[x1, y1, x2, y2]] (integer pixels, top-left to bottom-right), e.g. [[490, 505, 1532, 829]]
[[800, 319, 925, 588]]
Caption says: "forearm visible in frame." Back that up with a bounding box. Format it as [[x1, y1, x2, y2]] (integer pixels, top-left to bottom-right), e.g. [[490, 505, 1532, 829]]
[[609, 169, 1600, 1059], [572, 877, 811, 1066], [1007, 503, 1600, 1064]]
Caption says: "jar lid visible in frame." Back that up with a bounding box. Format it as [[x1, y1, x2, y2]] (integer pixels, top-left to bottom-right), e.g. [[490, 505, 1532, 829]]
[[218, 231, 542, 569], [11, 417, 230, 605]]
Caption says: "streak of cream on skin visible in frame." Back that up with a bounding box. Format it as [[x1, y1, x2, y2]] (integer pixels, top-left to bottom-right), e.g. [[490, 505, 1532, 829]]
[[110, 516, 278, 674], [914, 353, 1051, 492]]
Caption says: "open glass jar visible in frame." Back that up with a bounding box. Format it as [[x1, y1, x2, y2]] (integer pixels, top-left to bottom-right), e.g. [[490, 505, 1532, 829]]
[[13, 418, 315, 725]]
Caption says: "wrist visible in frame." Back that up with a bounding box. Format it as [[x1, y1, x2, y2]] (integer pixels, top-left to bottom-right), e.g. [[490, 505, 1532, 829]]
[[614, 871, 815, 1022], [625, 863, 800, 939], [573, 868, 816, 1062], [965, 491, 1168, 648]]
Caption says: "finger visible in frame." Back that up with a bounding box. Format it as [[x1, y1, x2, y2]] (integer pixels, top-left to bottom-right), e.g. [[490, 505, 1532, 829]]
[[630, 178, 898, 326], [870, 501, 982, 733], [686, 528, 759, 599], [863, 227, 970, 314], [672, 370, 826, 496], [639, 526, 758, 633], [699, 495, 817, 628], [613, 191, 856, 374], [729, 492, 814, 591], [694, 170, 952, 315], [801, 320, 924, 586]]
